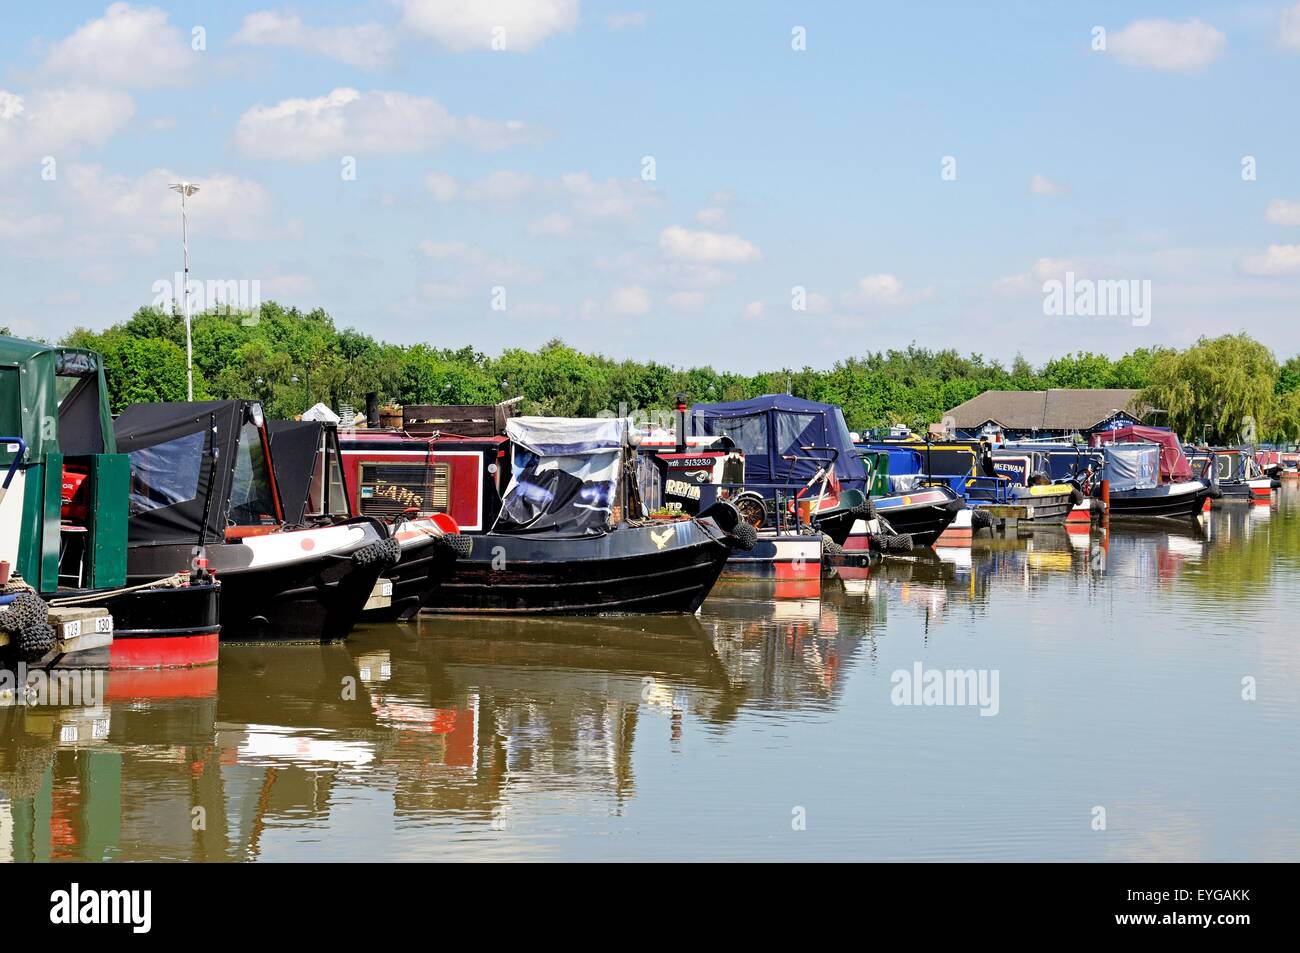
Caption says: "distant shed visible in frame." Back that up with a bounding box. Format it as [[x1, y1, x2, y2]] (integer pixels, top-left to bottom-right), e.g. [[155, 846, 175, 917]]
[[942, 388, 1148, 440]]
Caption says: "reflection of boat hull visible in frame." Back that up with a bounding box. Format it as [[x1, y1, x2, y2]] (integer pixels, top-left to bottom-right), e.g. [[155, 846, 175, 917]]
[[55, 581, 221, 669], [423, 518, 734, 614], [1107, 481, 1211, 520], [128, 522, 389, 641]]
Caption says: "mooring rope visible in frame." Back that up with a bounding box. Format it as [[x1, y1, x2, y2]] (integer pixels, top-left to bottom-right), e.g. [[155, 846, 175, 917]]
[[47, 572, 191, 607]]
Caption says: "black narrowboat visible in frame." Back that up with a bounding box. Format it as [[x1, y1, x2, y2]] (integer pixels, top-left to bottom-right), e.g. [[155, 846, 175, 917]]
[[114, 401, 396, 640]]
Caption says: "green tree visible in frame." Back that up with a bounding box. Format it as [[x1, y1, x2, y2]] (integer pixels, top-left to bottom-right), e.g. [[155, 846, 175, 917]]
[[1138, 334, 1280, 444]]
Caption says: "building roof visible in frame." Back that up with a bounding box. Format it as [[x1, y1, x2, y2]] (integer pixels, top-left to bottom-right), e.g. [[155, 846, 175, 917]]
[[944, 388, 1144, 431]]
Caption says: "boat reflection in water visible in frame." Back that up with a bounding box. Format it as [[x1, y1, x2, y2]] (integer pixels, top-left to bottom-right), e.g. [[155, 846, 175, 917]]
[[1, 489, 1297, 861]]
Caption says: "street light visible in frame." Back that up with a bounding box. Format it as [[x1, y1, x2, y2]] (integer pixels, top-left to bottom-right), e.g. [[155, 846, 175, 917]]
[[168, 181, 200, 401]]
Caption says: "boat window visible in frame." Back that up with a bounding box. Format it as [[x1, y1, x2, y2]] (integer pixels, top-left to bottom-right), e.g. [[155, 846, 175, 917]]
[[1215, 456, 1234, 481], [712, 414, 768, 459], [358, 462, 449, 517], [127, 429, 206, 514], [229, 421, 278, 524], [775, 412, 822, 457], [305, 435, 351, 517]]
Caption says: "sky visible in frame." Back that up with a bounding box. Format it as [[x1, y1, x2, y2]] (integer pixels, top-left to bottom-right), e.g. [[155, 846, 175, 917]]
[[1, 1, 1299, 372]]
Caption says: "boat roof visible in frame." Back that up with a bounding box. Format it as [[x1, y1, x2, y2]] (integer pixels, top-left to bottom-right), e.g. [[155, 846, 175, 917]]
[[690, 394, 867, 488], [114, 400, 281, 545], [0, 335, 115, 464]]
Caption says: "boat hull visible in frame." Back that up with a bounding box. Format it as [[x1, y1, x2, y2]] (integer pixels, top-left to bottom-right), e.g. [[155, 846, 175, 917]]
[[863, 487, 964, 547], [1107, 482, 1211, 520], [55, 581, 221, 669], [362, 528, 458, 621], [422, 519, 733, 615], [127, 522, 389, 641]]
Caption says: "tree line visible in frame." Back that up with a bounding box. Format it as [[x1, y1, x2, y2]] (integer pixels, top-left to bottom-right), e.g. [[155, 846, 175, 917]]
[[30, 304, 1300, 444]]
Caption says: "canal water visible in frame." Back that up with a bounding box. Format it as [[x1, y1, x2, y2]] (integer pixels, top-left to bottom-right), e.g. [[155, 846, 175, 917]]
[[3, 488, 1298, 861]]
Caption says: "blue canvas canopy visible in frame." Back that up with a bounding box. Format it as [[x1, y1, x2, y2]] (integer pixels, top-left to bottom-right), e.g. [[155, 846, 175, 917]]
[[690, 395, 867, 491]]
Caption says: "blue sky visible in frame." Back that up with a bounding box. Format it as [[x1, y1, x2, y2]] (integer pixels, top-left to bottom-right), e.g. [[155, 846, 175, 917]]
[[2, 1, 1299, 371]]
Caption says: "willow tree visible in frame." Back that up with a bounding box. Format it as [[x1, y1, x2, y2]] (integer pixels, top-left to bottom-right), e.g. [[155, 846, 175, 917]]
[[1138, 334, 1280, 444]]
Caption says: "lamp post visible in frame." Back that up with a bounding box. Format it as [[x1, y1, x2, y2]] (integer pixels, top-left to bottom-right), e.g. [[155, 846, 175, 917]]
[[168, 182, 200, 401]]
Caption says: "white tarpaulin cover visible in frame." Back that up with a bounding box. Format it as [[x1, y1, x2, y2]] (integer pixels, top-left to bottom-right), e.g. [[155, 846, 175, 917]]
[[1102, 443, 1160, 491], [301, 402, 341, 423], [495, 417, 630, 536], [505, 416, 627, 456]]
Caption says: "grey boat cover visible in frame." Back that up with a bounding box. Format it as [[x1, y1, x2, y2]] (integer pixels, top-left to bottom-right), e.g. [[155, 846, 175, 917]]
[[493, 417, 628, 537], [1101, 443, 1160, 491]]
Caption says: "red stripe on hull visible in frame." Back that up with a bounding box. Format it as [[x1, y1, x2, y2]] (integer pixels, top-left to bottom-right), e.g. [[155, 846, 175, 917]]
[[108, 632, 220, 670]]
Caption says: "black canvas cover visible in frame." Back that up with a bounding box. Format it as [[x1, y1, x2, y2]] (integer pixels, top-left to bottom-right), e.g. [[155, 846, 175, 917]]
[[269, 420, 323, 525], [114, 401, 246, 546]]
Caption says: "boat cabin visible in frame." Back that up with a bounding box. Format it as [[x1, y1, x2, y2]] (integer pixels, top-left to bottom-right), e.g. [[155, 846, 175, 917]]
[[1, 336, 127, 593]]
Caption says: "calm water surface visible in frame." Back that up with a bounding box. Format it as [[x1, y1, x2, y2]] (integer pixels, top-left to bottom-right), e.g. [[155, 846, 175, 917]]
[[4, 488, 1299, 861]]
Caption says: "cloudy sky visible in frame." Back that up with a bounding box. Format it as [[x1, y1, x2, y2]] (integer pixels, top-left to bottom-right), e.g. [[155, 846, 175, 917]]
[[2, 1, 1299, 370]]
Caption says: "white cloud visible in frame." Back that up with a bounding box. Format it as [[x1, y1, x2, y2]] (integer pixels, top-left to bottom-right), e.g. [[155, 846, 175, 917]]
[[1265, 199, 1300, 226], [994, 257, 1078, 294], [425, 172, 459, 202], [234, 11, 394, 69], [666, 290, 706, 311], [559, 172, 657, 219], [418, 240, 471, 260], [695, 206, 727, 226], [64, 165, 275, 240], [465, 170, 535, 201], [1030, 173, 1066, 196], [841, 274, 930, 309], [261, 273, 316, 297], [234, 88, 534, 160], [399, 0, 578, 52], [659, 225, 760, 263], [1108, 19, 1225, 72], [43, 3, 193, 88], [609, 285, 651, 315], [1240, 244, 1300, 275], [1281, 3, 1300, 50], [0, 87, 134, 166], [417, 239, 540, 282], [0, 211, 62, 241], [528, 213, 572, 237], [606, 12, 647, 29]]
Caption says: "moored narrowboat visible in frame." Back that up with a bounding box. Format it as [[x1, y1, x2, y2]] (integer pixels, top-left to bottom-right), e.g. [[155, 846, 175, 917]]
[[341, 415, 754, 613], [269, 418, 468, 620], [1, 335, 219, 669], [114, 400, 396, 640]]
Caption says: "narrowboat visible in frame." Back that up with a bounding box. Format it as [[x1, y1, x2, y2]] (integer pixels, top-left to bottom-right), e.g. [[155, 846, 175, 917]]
[[862, 437, 1081, 525], [341, 415, 755, 613], [1, 335, 219, 669], [114, 400, 396, 640], [685, 395, 876, 556], [1091, 427, 1216, 520], [269, 419, 468, 620], [1188, 448, 1275, 503]]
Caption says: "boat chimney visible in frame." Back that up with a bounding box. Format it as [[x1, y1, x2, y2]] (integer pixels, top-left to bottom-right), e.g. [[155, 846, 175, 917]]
[[365, 392, 380, 429], [675, 392, 687, 454]]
